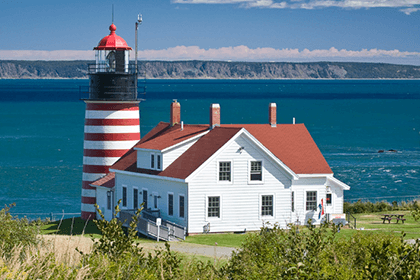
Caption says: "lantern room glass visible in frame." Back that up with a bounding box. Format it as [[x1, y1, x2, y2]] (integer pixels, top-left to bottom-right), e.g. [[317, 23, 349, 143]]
[[95, 50, 130, 73]]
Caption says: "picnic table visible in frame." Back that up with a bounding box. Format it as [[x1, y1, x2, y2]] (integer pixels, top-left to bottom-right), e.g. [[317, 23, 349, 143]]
[[381, 214, 406, 224]]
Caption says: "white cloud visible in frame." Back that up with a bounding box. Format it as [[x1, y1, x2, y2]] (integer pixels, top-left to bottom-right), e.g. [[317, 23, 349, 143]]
[[172, 0, 420, 14], [2, 47, 419, 63]]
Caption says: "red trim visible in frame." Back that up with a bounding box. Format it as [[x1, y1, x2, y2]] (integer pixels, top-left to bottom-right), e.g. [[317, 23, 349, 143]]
[[83, 165, 110, 173], [86, 103, 139, 111], [81, 211, 96, 220], [85, 119, 140, 126], [82, 197, 96, 204], [82, 181, 96, 189], [84, 149, 129, 157], [84, 133, 140, 141]]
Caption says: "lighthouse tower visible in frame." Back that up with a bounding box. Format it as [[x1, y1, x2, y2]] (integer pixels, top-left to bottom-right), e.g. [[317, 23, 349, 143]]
[[81, 23, 140, 220]]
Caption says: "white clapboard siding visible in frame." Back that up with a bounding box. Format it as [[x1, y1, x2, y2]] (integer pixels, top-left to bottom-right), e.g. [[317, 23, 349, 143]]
[[137, 150, 151, 169], [115, 172, 188, 228], [188, 134, 292, 233]]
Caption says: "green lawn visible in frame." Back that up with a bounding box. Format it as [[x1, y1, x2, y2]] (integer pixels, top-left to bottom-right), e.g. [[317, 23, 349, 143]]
[[185, 232, 249, 248]]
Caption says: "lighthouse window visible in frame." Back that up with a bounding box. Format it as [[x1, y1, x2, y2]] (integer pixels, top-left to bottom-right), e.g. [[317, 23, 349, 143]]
[[106, 51, 116, 71]]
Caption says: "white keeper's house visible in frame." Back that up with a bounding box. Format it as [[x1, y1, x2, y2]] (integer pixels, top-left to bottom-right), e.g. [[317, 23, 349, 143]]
[[90, 100, 350, 234]]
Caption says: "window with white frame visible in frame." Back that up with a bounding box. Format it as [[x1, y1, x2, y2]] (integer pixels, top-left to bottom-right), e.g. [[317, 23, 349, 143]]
[[219, 162, 231, 181], [179, 195, 185, 218], [122, 186, 127, 207], [306, 191, 317, 211], [250, 161, 262, 181], [208, 196, 220, 218], [168, 193, 174, 216], [151, 154, 155, 169], [261, 195, 273, 216]]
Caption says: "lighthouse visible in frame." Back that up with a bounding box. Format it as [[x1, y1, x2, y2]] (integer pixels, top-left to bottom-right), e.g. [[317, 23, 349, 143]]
[[81, 23, 141, 220]]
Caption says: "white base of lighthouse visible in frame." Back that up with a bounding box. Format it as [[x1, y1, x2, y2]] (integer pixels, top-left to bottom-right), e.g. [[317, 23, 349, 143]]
[[81, 101, 140, 220]]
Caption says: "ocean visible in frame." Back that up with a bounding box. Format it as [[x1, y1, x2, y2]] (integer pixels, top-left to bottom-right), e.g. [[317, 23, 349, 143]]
[[0, 79, 419, 219]]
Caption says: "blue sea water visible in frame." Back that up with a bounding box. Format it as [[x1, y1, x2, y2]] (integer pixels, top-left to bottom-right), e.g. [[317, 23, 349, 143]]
[[0, 79, 419, 218]]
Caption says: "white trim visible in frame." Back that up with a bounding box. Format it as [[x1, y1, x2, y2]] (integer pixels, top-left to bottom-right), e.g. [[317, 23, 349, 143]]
[[240, 130, 298, 180], [248, 159, 264, 185], [217, 160, 234, 184], [133, 187, 139, 209], [161, 130, 209, 153], [298, 173, 333, 178], [141, 188, 149, 210], [305, 190, 318, 212], [135, 148, 161, 152], [259, 193, 275, 219], [151, 192, 159, 210], [111, 169, 186, 183], [326, 176, 351, 190], [206, 194, 222, 221], [186, 128, 298, 182], [94, 185, 114, 191]]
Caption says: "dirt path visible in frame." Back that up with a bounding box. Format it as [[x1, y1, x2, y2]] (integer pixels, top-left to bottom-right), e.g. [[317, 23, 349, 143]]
[[41, 235, 236, 259]]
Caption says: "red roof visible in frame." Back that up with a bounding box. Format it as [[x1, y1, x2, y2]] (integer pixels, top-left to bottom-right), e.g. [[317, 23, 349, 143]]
[[94, 24, 132, 51], [90, 172, 115, 189], [134, 122, 209, 150], [222, 124, 332, 174], [111, 121, 332, 179]]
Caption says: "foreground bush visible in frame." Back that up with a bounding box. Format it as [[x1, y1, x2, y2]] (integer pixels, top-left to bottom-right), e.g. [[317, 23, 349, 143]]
[[0, 204, 41, 258], [223, 221, 420, 279]]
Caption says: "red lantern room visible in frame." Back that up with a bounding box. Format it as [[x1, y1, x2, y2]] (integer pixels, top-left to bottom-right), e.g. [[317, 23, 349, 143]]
[[94, 23, 132, 73]]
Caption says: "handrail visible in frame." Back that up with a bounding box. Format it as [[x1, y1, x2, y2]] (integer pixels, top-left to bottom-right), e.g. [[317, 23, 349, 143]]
[[346, 212, 357, 229]]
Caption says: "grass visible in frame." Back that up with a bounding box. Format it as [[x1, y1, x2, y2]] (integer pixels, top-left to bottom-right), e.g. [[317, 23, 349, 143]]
[[185, 232, 249, 248]]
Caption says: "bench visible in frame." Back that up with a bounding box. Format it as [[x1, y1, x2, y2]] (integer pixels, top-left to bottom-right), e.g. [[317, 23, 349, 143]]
[[381, 217, 392, 223], [396, 218, 406, 224]]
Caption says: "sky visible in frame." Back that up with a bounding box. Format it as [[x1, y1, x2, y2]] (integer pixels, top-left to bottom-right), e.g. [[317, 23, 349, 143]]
[[1, 0, 420, 64]]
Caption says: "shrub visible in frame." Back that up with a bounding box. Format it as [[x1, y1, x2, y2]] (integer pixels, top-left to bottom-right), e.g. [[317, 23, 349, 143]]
[[0, 203, 40, 258]]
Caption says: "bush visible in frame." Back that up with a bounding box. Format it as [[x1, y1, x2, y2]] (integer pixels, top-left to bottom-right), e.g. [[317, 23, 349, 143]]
[[0, 203, 40, 258]]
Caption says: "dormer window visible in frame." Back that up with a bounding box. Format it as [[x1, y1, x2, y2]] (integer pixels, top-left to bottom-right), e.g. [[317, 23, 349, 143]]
[[157, 155, 161, 170], [151, 154, 155, 169]]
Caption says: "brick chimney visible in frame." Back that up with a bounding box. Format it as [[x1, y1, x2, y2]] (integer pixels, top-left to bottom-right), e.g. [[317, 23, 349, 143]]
[[210, 103, 220, 129], [170, 100, 181, 126], [269, 103, 276, 127]]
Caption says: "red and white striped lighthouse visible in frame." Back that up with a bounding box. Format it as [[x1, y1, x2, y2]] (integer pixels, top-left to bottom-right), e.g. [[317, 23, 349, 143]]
[[81, 23, 141, 220]]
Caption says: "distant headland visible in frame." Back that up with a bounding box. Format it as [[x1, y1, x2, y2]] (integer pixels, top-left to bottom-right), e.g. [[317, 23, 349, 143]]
[[1, 60, 420, 79]]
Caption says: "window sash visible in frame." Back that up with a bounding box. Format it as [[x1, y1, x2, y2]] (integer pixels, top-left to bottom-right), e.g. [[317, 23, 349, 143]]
[[219, 162, 231, 181], [157, 155, 161, 169], [306, 191, 317, 211], [291, 191, 295, 212], [250, 161, 262, 181], [107, 191, 112, 210], [151, 154, 155, 168], [208, 196, 220, 218], [261, 195, 273, 216]]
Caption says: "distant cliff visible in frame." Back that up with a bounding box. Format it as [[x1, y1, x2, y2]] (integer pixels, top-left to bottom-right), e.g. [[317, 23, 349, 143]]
[[1, 60, 420, 79]]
